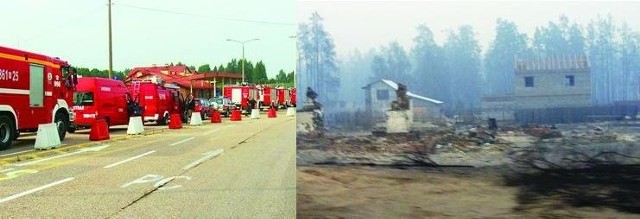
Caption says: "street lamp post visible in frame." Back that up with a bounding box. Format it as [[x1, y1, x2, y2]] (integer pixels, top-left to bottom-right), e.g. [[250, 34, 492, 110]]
[[290, 35, 297, 88], [226, 38, 259, 84]]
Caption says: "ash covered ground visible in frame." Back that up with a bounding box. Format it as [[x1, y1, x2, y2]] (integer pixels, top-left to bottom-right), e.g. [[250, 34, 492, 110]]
[[297, 114, 640, 218]]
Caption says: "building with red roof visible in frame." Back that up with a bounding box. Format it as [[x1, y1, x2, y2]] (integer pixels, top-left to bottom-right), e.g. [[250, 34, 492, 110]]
[[123, 64, 242, 99]]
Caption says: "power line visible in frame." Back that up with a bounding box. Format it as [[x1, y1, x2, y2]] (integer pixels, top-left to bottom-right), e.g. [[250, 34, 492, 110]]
[[22, 5, 106, 44], [117, 3, 295, 27]]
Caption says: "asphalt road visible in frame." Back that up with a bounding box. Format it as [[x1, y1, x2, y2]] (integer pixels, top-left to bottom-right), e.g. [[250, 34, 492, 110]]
[[0, 112, 296, 218]]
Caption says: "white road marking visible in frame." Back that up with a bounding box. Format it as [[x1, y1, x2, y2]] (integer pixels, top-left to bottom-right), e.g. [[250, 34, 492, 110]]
[[15, 145, 109, 167], [202, 129, 219, 136], [169, 137, 195, 146], [182, 149, 224, 170], [0, 168, 15, 173], [201, 125, 234, 136], [154, 176, 192, 190], [1, 150, 35, 157], [0, 177, 74, 204], [121, 174, 163, 188], [104, 150, 156, 169]]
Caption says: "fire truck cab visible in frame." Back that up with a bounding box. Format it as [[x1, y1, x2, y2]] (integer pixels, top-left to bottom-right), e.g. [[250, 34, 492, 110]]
[[71, 77, 140, 131], [0, 46, 77, 149]]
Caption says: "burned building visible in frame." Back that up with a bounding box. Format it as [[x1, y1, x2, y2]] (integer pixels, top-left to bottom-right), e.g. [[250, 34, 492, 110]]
[[514, 54, 591, 109], [513, 55, 592, 123], [363, 79, 444, 123], [482, 54, 594, 123]]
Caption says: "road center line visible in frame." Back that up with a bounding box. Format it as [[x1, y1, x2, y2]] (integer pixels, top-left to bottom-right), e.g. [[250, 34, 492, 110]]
[[169, 137, 195, 146], [0, 168, 15, 173], [201, 126, 232, 136], [0, 177, 74, 204], [104, 150, 156, 169], [202, 129, 219, 136], [182, 149, 224, 170]]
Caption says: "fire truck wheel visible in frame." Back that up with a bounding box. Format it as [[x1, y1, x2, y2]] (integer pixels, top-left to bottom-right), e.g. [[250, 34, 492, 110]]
[[54, 112, 68, 141], [158, 115, 168, 125], [0, 115, 15, 149]]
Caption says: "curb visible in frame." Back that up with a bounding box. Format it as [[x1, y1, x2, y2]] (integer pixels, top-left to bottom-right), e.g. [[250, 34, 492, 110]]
[[0, 127, 168, 166]]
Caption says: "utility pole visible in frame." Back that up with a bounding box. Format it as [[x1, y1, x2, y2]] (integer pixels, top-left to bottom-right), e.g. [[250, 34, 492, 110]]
[[108, 0, 113, 79], [226, 38, 260, 84], [290, 35, 297, 88]]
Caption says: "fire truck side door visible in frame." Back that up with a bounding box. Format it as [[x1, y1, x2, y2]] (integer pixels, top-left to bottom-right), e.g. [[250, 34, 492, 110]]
[[27, 64, 46, 127], [29, 64, 44, 107]]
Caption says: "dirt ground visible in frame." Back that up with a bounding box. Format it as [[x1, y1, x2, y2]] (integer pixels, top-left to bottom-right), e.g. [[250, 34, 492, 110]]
[[297, 165, 639, 219]]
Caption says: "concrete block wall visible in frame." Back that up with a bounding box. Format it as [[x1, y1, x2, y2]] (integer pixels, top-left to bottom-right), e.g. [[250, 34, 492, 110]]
[[386, 111, 410, 133], [514, 70, 591, 109]]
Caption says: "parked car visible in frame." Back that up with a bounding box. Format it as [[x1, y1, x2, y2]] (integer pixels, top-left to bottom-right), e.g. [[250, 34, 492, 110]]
[[194, 98, 213, 120], [209, 97, 236, 117]]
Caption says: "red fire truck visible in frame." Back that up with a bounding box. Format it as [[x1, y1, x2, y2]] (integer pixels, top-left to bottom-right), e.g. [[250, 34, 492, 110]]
[[71, 77, 139, 131], [289, 87, 297, 107], [223, 85, 257, 112], [275, 87, 290, 109], [257, 85, 277, 110], [128, 79, 184, 125], [0, 46, 77, 149]]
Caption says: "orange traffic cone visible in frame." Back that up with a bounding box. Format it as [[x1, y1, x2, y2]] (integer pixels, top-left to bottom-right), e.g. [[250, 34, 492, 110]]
[[211, 110, 222, 123], [268, 107, 277, 118], [89, 119, 110, 141], [230, 109, 242, 121], [169, 114, 183, 129]]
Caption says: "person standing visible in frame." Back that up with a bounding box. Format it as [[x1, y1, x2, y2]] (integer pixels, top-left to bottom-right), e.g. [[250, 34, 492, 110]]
[[186, 93, 195, 121]]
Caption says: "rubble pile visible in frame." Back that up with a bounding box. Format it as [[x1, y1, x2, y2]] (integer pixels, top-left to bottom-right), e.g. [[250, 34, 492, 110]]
[[297, 125, 514, 166], [299, 112, 640, 167], [523, 125, 563, 139]]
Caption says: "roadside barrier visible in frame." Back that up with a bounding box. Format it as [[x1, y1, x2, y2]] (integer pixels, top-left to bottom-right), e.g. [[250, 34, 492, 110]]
[[251, 109, 260, 119], [230, 109, 242, 121], [211, 110, 222, 123], [127, 116, 144, 135], [89, 119, 110, 141], [169, 114, 183, 129], [268, 107, 277, 118], [286, 107, 296, 117], [34, 123, 62, 150], [190, 112, 203, 126]]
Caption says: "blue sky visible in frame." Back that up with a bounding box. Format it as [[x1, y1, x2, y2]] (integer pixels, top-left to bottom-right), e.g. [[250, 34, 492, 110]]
[[0, 0, 296, 77]]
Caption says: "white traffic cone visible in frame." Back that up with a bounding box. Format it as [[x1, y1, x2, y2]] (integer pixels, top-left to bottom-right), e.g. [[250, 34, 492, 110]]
[[34, 123, 61, 150], [190, 112, 203, 126], [251, 109, 260, 119], [127, 116, 145, 135], [286, 107, 296, 117]]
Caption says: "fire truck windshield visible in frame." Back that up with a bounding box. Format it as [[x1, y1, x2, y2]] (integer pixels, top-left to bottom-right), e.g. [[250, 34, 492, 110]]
[[74, 92, 94, 106]]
